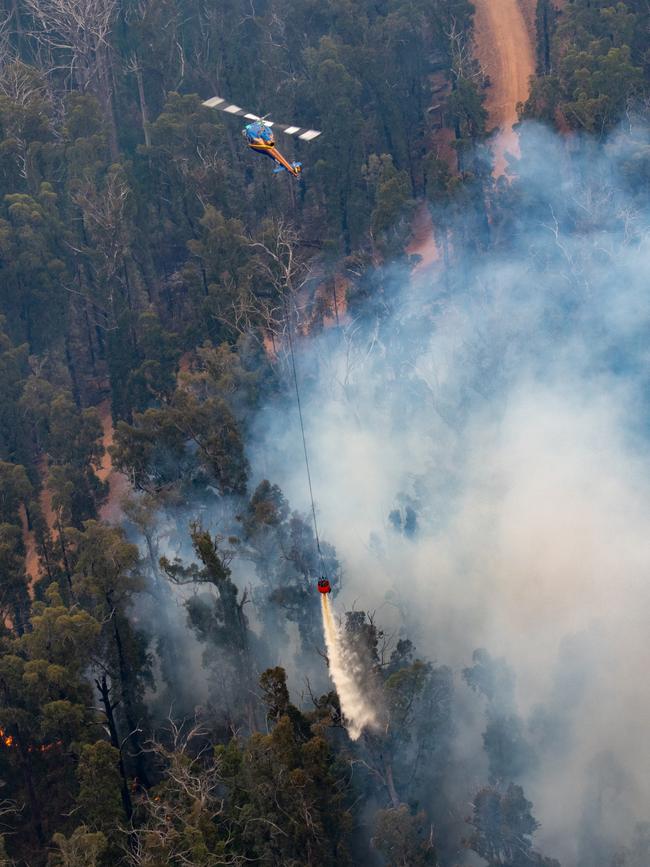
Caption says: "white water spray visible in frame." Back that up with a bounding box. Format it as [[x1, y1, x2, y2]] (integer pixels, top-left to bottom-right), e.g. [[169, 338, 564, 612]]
[[321, 594, 379, 740]]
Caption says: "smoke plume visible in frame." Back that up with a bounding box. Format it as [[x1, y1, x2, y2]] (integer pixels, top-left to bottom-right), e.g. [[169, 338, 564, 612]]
[[250, 121, 650, 863]]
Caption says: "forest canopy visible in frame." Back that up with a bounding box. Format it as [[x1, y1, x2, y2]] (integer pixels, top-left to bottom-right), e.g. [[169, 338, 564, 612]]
[[0, 0, 649, 864]]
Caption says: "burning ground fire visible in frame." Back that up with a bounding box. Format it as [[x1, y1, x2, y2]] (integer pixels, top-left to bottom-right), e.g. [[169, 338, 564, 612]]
[[0, 727, 62, 753]]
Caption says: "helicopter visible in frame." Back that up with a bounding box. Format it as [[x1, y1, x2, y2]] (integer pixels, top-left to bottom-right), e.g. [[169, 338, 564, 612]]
[[202, 96, 321, 178]]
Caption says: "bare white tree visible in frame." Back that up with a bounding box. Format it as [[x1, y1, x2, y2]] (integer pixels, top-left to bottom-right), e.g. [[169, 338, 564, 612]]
[[123, 719, 247, 866], [0, 8, 16, 72], [446, 16, 486, 85], [248, 218, 313, 329], [49, 825, 108, 866], [0, 60, 53, 180], [124, 52, 151, 148], [213, 220, 314, 370], [70, 165, 135, 325], [23, 0, 119, 154], [23, 0, 115, 85]]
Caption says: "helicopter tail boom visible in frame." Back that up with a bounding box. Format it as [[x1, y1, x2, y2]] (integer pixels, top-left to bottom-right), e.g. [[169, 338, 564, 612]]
[[248, 141, 302, 177]]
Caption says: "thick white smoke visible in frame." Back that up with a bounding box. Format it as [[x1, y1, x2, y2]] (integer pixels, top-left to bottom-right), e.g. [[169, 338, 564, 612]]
[[250, 121, 650, 864], [320, 594, 379, 740]]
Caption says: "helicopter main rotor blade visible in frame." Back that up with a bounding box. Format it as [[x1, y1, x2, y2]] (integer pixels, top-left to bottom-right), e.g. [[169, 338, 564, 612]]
[[202, 96, 322, 141], [202, 96, 261, 120]]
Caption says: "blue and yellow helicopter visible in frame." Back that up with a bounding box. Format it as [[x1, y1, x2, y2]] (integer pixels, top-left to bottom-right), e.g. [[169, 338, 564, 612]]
[[202, 96, 322, 179]]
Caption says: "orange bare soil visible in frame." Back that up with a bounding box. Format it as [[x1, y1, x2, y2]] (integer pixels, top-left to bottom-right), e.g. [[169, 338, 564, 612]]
[[407, 203, 439, 273], [473, 0, 536, 176], [20, 457, 57, 589], [178, 351, 192, 376], [322, 274, 350, 328], [20, 504, 41, 593], [21, 399, 128, 590], [96, 399, 115, 485], [263, 331, 279, 360], [97, 398, 129, 523]]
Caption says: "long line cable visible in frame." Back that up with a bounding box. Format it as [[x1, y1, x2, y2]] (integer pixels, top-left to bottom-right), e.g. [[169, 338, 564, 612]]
[[283, 291, 325, 574]]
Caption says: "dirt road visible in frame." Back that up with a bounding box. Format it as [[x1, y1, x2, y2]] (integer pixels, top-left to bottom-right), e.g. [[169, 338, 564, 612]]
[[407, 203, 439, 273], [473, 0, 536, 175], [97, 398, 128, 522]]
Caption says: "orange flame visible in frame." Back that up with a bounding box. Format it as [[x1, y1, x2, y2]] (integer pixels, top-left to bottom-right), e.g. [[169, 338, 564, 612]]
[[0, 726, 62, 752], [0, 728, 14, 748]]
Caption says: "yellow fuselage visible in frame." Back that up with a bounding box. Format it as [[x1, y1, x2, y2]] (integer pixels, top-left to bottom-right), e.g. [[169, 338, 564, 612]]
[[248, 138, 300, 177]]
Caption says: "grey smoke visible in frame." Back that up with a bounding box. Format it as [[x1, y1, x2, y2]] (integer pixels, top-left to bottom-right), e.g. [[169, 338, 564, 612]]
[[249, 121, 650, 864]]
